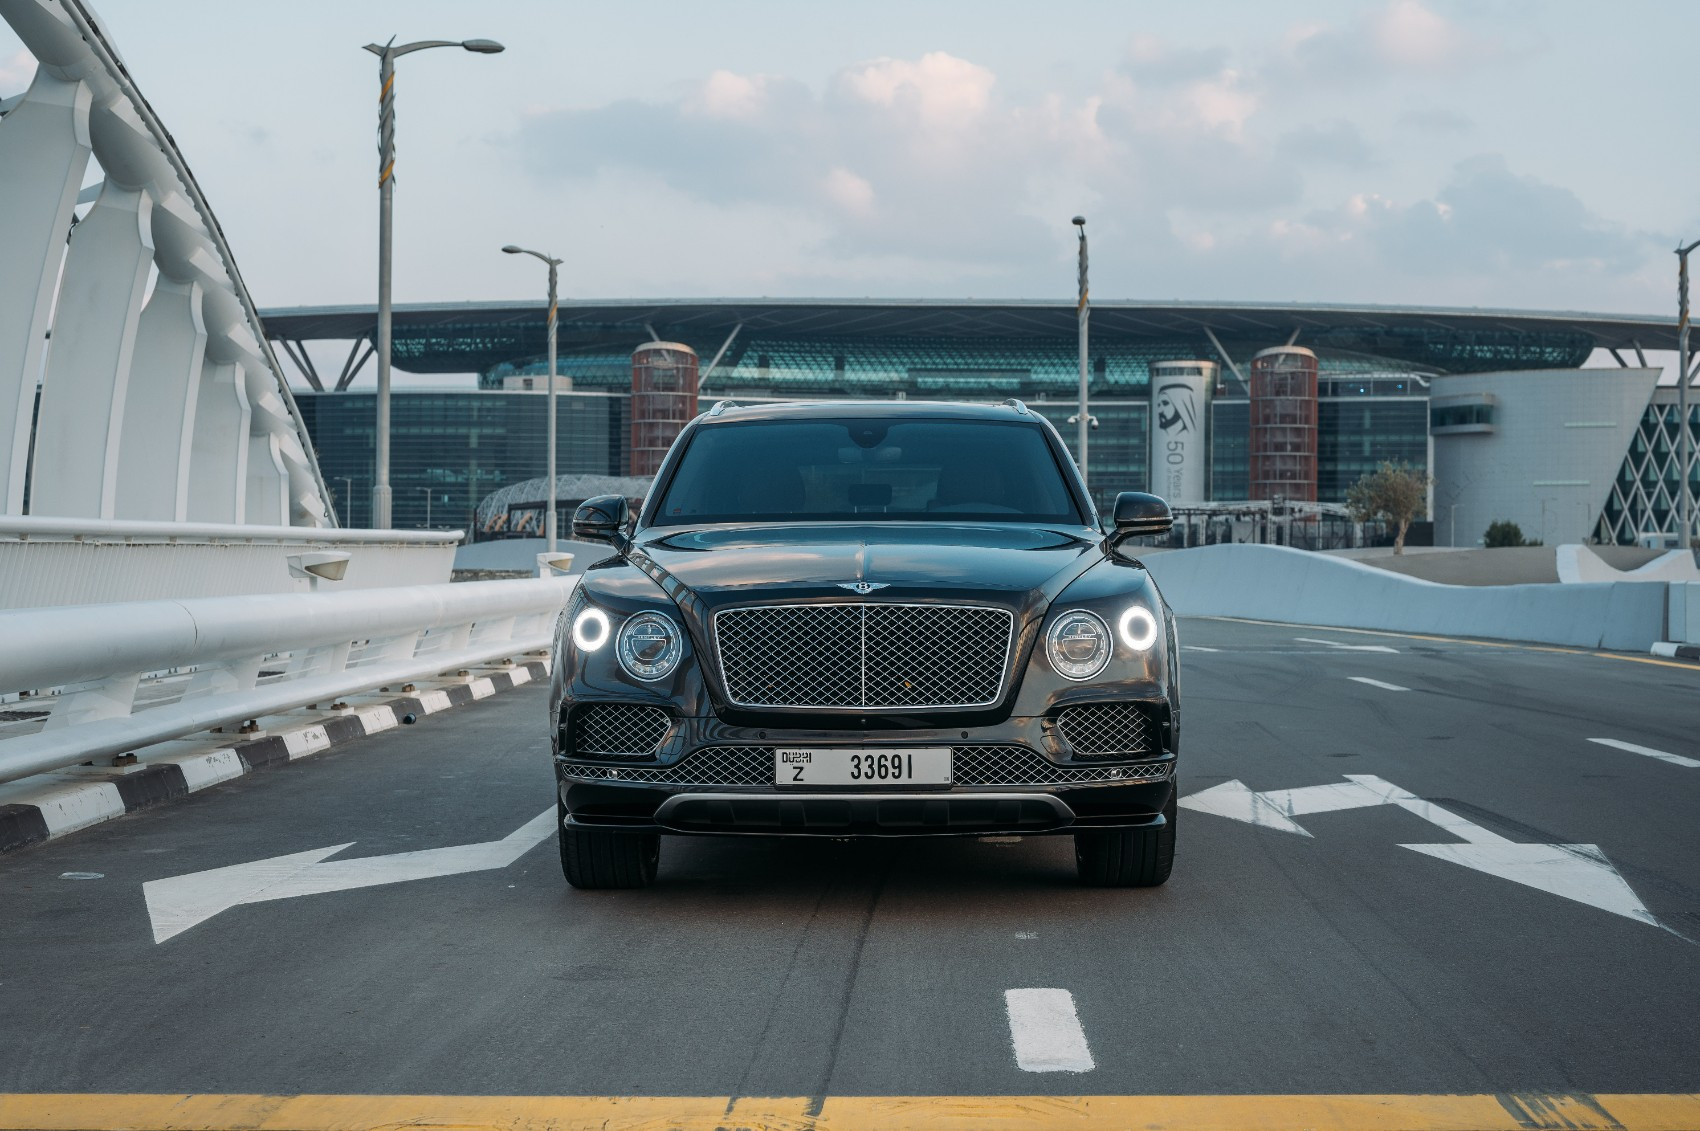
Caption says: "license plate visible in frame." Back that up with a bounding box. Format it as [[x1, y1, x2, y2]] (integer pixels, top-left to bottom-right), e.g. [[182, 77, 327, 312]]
[[774, 747, 952, 787]]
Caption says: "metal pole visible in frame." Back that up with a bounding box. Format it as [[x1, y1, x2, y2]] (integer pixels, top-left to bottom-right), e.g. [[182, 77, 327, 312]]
[[373, 49, 396, 529], [1679, 241, 1698, 550], [546, 260, 559, 554], [1073, 216, 1089, 487]]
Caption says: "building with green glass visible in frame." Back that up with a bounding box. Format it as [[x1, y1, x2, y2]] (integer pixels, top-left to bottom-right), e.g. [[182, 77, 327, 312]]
[[265, 300, 1688, 545]]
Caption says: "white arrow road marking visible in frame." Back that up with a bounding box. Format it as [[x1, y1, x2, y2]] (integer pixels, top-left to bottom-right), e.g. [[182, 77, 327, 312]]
[[1178, 778, 1408, 836], [1588, 737, 1700, 769], [1349, 676, 1411, 691], [1004, 989, 1094, 1073], [143, 808, 556, 943], [1181, 775, 1661, 929], [1295, 637, 1400, 653]]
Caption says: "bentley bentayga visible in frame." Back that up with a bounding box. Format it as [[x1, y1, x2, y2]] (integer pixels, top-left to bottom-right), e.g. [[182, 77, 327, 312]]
[[549, 400, 1180, 889]]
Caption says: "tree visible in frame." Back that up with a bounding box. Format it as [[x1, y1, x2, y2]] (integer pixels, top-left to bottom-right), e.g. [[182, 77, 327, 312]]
[[1346, 460, 1432, 555], [1483, 519, 1540, 548]]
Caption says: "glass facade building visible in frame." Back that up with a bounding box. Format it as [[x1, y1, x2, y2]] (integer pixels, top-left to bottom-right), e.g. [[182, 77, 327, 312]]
[[298, 390, 626, 531], [266, 299, 1663, 531]]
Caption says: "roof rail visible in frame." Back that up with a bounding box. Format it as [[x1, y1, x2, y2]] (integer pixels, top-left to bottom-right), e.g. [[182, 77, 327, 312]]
[[708, 399, 736, 417], [1000, 398, 1030, 415]]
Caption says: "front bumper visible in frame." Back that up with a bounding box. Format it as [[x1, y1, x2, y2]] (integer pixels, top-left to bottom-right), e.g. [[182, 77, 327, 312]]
[[556, 715, 1175, 837]]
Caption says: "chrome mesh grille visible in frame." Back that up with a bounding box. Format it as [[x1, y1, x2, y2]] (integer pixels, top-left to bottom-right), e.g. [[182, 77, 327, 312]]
[[714, 602, 1013, 709], [951, 746, 1170, 786], [1054, 702, 1158, 759], [572, 703, 672, 759], [564, 746, 771, 786], [560, 745, 1171, 787]]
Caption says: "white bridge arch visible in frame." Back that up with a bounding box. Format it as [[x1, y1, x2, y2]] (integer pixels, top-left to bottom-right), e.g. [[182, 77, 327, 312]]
[[0, 0, 330, 527]]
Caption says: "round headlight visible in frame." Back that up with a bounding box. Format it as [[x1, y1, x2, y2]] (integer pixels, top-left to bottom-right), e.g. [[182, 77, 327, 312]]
[[572, 606, 610, 651], [1047, 610, 1112, 681], [617, 612, 683, 681], [1119, 606, 1158, 651]]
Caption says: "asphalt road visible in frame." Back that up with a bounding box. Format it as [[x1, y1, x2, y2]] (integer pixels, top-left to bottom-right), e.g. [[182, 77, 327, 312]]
[[1, 617, 1697, 1103]]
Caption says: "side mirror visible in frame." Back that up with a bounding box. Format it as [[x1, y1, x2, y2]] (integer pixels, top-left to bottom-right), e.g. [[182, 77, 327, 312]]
[[1111, 491, 1173, 540], [571, 494, 629, 546]]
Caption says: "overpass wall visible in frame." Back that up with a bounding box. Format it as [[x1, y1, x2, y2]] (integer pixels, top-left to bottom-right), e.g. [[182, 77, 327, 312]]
[[1142, 543, 1669, 651]]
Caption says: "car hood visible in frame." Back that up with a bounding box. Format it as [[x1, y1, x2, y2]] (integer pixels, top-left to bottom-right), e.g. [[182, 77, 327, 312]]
[[629, 522, 1101, 617]]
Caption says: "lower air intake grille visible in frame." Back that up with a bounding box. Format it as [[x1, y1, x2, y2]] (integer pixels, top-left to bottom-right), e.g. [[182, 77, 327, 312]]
[[560, 745, 1171, 787], [1054, 702, 1158, 759], [951, 745, 1169, 785], [571, 703, 672, 759], [564, 746, 770, 786]]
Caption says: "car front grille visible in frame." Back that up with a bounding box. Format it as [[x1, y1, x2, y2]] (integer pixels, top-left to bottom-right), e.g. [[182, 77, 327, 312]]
[[1054, 702, 1159, 759], [559, 745, 1171, 787], [571, 703, 672, 759], [714, 602, 1014, 709]]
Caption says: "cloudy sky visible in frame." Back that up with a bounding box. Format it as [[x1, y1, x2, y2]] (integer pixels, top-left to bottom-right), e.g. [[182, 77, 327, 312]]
[[2, 0, 1694, 324]]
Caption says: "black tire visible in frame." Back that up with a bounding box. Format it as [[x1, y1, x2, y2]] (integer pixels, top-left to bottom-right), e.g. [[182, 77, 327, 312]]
[[1075, 785, 1176, 887], [558, 801, 660, 889]]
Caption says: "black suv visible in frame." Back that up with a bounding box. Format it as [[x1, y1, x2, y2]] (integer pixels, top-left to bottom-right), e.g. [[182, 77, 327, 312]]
[[549, 400, 1180, 889]]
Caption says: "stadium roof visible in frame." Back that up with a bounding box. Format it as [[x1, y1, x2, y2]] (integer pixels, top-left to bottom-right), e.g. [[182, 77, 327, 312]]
[[260, 298, 1680, 380]]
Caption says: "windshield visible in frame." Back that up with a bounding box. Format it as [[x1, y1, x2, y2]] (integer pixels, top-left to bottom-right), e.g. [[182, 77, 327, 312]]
[[651, 417, 1084, 526]]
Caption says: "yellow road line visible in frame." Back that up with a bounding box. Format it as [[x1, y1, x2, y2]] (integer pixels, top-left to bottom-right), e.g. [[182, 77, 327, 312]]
[[1198, 616, 1700, 672], [4, 1093, 1700, 1131]]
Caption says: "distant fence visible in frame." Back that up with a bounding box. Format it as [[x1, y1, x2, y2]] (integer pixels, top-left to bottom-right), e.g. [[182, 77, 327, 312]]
[[1142, 544, 1669, 651]]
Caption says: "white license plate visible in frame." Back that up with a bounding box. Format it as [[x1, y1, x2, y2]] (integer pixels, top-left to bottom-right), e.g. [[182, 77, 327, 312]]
[[774, 747, 952, 787]]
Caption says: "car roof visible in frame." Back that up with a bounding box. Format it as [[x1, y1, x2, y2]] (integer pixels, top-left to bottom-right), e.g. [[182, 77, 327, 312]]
[[698, 399, 1040, 424]]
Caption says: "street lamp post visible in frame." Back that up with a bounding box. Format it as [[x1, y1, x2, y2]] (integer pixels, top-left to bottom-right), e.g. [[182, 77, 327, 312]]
[[1677, 239, 1699, 550], [364, 35, 504, 530], [502, 245, 563, 553], [336, 476, 354, 524], [1070, 216, 1091, 492], [417, 486, 433, 529]]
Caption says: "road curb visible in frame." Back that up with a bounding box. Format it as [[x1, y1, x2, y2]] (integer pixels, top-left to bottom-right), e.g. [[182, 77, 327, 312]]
[[1650, 641, 1700, 661], [0, 660, 549, 856]]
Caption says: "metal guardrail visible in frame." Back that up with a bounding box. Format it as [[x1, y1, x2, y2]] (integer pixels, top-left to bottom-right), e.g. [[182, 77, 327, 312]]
[[0, 516, 464, 545], [0, 577, 576, 785]]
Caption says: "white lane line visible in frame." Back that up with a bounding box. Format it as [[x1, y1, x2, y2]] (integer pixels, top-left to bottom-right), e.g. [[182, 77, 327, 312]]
[[1295, 637, 1400, 653], [1588, 737, 1700, 769], [1348, 676, 1410, 692], [1004, 988, 1094, 1073], [1183, 645, 1221, 652]]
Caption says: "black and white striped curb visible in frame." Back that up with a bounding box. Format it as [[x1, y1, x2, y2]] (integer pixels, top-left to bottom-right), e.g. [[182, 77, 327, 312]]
[[0, 660, 550, 855], [1650, 642, 1700, 662]]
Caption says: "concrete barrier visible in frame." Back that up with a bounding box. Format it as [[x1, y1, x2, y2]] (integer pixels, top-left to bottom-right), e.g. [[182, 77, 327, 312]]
[[1141, 544, 1669, 651]]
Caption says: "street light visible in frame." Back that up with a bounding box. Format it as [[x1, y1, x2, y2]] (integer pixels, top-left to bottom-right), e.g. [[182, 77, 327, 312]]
[[363, 35, 504, 530], [417, 486, 433, 529], [1677, 239, 1699, 550], [1068, 215, 1092, 493], [336, 476, 354, 525], [502, 244, 563, 553]]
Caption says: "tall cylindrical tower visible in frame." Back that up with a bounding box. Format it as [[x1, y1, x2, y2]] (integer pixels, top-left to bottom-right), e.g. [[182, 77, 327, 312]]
[[1148, 360, 1217, 504], [629, 341, 700, 476], [1248, 346, 1318, 503]]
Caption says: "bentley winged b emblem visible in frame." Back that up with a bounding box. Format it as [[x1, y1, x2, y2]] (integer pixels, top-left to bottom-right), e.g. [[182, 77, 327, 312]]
[[835, 581, 890, 595]]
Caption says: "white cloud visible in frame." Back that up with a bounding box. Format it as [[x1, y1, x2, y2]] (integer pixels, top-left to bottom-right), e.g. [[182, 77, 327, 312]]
[[836, 51, 995, 128], [690, 70, 770, 120], [1373, 0, 1474, 69], [0, 48, 34, 92], [510, 37, 1654, 309], [821, 167, 875, 216]]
